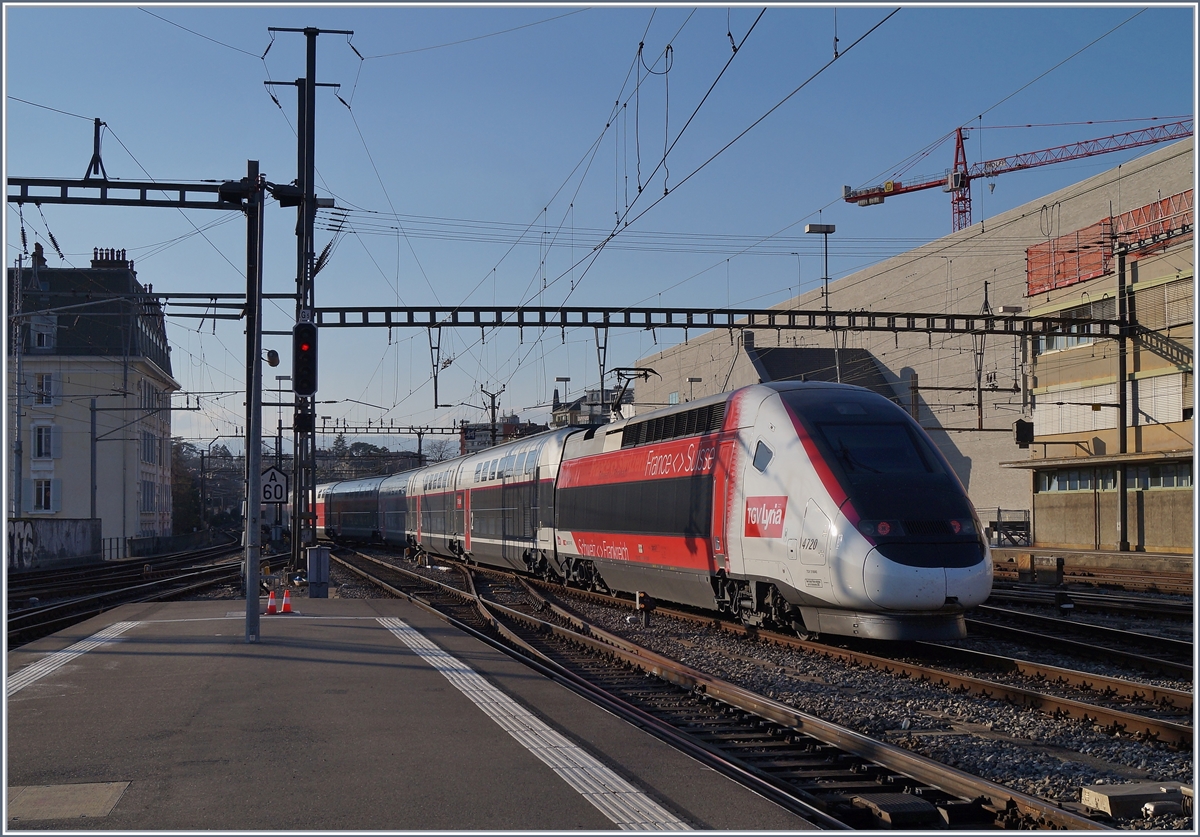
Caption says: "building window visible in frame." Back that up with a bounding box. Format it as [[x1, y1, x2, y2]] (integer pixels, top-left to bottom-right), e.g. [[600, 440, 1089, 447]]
[[668, 392, 680, 405], [33, 425, 54, 459], [33, 479, 53, 511], [1036, 463, 1191, 492], [34, 373, 53, 404], [1126, 462, 1192, 490], [142, 431, 157, 464], [29, 315, 56, 351], [1035, 297, 1116, 355], [141, 480, 157, 512]]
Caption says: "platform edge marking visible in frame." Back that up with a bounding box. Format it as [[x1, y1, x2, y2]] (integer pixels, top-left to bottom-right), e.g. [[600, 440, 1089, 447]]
[[8, 621, 141, 697], [376, 617, 691, 831]]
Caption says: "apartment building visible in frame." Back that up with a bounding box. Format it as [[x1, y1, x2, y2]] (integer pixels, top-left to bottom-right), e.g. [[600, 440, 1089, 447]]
[[8, 247, 179, 551]]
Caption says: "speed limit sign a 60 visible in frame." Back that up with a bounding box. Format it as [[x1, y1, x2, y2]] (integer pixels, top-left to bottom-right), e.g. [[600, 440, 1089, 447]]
[[261, 467, 290, 504]]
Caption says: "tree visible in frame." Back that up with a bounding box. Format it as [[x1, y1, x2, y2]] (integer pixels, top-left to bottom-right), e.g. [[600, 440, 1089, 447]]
[[331, 433, 349, 459], [424, 437, 456, 462], [171, 438, 203, 533], [348, 441, 388, 459]]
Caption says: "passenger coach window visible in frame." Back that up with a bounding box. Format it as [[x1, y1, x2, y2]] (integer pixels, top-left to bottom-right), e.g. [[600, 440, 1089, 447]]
[[817, 423, 941, 475], [752, 441, 773, 472]]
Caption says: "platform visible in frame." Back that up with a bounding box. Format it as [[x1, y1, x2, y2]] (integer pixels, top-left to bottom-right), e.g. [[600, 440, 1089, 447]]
[[6, 598, 814, 830], [991, 546, 1193, 576]]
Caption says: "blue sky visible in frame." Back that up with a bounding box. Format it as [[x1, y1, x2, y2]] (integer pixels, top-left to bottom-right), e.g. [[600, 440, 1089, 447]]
[[5, 3, 1195, 453]]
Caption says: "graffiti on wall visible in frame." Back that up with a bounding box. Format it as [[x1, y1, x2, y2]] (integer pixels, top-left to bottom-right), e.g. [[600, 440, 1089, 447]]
[[8, 518, 36, 570]]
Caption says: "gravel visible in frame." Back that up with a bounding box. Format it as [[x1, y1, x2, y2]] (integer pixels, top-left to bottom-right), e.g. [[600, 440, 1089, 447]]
[[558, 594, 1194, 830]]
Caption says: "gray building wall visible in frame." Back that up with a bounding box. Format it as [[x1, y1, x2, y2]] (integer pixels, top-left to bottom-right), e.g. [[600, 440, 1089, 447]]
[[636, 139, 1194, 515]]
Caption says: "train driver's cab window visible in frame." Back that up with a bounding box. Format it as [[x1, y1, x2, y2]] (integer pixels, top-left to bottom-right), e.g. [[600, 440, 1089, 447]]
[[752, 441, 773, 472], [817, 423, 941, 475]]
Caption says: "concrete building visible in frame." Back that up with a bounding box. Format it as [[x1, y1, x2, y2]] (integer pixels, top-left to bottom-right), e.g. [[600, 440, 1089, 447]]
[[459, 415, 549, 455], [551, 387, 634, 427], [8, 247, 179, 555], [636, 139, 1193, 551], [1009, 188, 1193, 552]]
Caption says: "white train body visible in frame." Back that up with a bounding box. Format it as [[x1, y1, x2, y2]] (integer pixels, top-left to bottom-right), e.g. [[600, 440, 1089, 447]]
[[319, 382, 992, 641]]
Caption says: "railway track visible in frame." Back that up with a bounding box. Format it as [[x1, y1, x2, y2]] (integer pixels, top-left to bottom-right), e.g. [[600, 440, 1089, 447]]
[[6, 543, 267, 648], [987, 585, 1193, 621], [333, 548, 1109, 830], [992, 564, 1193, 596], [967, 605, 1193, 680], [522, 579, 1192, 751]]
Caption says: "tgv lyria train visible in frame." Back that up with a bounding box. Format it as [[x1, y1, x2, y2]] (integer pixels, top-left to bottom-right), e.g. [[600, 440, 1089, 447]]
[[317, 382, 993, 640]]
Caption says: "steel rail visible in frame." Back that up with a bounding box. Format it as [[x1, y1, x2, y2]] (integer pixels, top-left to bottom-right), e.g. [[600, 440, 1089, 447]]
[[965, 619, 1193, 680], [511, 579, 1107, 829], [339, 552, 1105, 828], [976, 605, 1194, 657], [985, 587, 1194, 620], [527, 581, 1192, 747], [913, 642, 1193, 713], [462, 571, 844, 829], [330, 553, 837, 828]]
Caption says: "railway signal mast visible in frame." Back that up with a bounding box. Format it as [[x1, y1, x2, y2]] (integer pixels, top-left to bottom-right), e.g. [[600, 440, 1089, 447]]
[[266, 26, 352, 570], [843, 119, 1193, 232]]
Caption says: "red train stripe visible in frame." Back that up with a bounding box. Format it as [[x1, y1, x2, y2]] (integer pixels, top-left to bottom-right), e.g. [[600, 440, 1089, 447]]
[[561, 531, 716, 572], [558, 434, 731, 488], [781, 401, 861, 527]]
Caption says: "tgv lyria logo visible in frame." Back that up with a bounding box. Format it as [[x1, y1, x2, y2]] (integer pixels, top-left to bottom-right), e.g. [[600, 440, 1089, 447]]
[[744, 496, 787, 538]]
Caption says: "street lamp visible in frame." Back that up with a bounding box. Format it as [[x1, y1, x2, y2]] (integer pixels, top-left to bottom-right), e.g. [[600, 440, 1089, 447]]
[[790, 252, 800, 304], [804, 224, 835, 312], [687, 377, 702, 402]]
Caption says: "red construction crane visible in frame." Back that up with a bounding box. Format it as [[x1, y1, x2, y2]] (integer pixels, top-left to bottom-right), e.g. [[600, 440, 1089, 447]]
[[843, 119, 1193, 232]]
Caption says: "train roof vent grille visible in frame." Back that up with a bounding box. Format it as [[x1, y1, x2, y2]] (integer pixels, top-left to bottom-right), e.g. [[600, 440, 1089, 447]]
[[621, 401, 727, 448]]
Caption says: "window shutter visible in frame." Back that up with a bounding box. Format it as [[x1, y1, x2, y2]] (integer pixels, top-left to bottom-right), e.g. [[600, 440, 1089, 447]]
[[1135, 284, 1167, 331], [21, 479, 33, 513], [52, 375, 63, 405], [51, 426, 63, 459], [50, 479, 62, 513], [1165, 278, 1193, 328]]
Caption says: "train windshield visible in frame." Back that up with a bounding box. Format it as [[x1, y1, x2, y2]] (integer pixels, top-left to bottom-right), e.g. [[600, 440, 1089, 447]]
[[814, 422, 943, 476]]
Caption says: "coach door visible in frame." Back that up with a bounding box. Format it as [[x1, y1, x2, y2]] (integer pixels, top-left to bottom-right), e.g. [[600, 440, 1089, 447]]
[[712, 440, 738, 575], [456, 490, 470, 552]]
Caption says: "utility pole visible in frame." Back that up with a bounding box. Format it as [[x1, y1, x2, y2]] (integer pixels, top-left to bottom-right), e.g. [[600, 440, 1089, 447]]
[[973, 281, 994, 431], [267, 25, 351, 571], [1116, 246, 1130, 552], [242, 160, 266, 643], [11, 253, 24, 517], [481, 384, 505, 448]]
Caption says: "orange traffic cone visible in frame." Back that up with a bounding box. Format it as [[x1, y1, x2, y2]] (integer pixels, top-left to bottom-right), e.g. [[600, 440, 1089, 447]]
[[266, 589, 277, 615], [281, 589, 292, 614]]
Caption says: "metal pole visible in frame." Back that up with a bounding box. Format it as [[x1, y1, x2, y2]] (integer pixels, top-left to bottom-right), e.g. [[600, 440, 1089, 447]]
[[91, 399, 97, 519], [13, 254, 23, 517], [1116, 247, 1129, 552], [823, 232, 830, 312], [244, 160, 264, 643]]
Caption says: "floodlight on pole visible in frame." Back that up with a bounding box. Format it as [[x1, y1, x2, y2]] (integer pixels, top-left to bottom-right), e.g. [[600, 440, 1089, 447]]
[[804, 224, 835, 312]]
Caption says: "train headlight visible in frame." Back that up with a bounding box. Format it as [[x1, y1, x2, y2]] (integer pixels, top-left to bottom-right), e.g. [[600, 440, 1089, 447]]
[[950, 519, 975, 535], [858, 520, 903, 538]]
